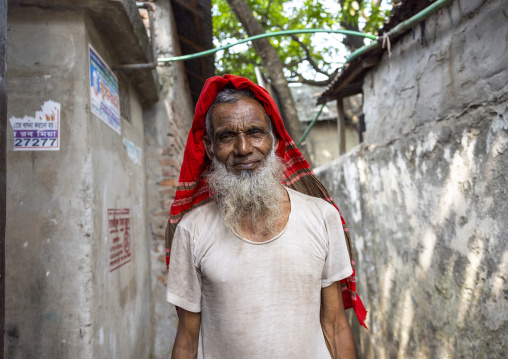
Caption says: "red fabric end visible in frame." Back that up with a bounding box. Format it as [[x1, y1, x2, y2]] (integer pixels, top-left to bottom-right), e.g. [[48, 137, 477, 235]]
[[353, 294, 368, 329]]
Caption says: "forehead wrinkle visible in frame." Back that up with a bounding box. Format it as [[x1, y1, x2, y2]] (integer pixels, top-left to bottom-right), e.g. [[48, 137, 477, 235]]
[[211, 100, 271, 136], [215, 120, 268, 133]]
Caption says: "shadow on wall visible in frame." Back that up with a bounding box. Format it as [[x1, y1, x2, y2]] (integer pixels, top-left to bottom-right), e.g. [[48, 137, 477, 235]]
[[317, 103, 508, 358]]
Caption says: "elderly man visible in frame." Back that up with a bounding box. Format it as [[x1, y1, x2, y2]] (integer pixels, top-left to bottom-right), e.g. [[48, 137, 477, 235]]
[[165, 75, 366, 359]]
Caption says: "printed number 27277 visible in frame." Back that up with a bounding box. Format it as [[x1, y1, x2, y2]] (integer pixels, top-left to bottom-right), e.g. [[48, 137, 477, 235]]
[[14, 138, 57, 147]]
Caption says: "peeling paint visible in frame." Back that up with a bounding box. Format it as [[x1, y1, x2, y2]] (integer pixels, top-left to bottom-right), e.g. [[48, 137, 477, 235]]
[[316, 1, 508, 356]]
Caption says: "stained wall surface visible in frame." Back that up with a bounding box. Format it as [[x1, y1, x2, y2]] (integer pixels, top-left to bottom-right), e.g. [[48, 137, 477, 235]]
[[6, 7, 152, 358], [316, 0, 508, 357], [86, 15, 153, 359], [142, 1, 195, 357]]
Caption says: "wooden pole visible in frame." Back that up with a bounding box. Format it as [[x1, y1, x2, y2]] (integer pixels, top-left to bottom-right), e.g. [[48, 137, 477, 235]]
[[336, 97, 346, 155]]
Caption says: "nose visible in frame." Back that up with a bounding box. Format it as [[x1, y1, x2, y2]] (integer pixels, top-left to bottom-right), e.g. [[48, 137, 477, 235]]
[[234, 133, 253, 156]]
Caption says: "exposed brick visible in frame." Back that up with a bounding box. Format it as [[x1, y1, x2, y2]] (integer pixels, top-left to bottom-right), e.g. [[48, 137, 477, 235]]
[[159, 178, 178, 187], [157, 254, 166, 263], [139, 8, 148, 19], [150, 215, 167, 238], [161, 199, 174, 210], [157, 275, 167, 285], [153, 233, 165, 241], [161, 166, 180, 178], [158, 186, 176, 198], [175, 135, 185, 149], [161, 147, 172, 156], [159, 156, 180, 168], [154, 209, 171, 218]]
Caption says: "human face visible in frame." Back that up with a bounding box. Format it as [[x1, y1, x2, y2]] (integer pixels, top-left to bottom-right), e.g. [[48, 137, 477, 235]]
[[203, 97, 278, 175]]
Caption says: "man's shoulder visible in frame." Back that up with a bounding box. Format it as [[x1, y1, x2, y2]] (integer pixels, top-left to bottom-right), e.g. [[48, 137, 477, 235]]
[[178, 200, 220, 231], [286, 187, 334, 213]]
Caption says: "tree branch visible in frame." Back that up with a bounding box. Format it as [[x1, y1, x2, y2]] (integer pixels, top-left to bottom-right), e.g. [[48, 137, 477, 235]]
[[288, 68, 338, 86], [285, 57, 305, 69], [261, 0, 273, 26], [286, 33, 332, 77], [289, 77, 332, 86], [273, 23, 333, 79], [234, 53, 262, 66]]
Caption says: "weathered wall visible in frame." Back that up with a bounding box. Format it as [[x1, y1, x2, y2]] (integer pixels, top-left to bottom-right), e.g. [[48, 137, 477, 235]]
[[363, 0, 506, 145], [6, 10, 95, 358], [86, 15, 153, 359], [316, 0, 508, 358], [6, 7, 152, 358], [143, 1, 195, 358]]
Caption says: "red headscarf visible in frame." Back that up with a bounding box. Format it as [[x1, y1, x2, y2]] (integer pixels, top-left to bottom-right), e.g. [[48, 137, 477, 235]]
[[166, 74, 367, 328]]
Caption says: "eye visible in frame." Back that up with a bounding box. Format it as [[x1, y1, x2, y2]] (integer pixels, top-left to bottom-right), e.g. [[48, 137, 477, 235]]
[[247, 128, 266, 136], [218, 132, 235, 142]]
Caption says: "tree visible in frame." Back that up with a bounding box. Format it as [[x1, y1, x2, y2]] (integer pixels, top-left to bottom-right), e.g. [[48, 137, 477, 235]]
[[213, 0, 390, 152], [224, 0, 303, 144]]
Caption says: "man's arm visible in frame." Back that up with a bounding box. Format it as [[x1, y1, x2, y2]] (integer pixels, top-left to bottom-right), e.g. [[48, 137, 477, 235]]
[[172, 309, 201, 359], [320, 282, 356, 359]]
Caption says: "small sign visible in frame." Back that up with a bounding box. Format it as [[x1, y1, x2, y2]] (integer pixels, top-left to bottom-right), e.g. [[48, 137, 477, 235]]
[[89, 45, 121, 134], [123, 137, 143, 166], [108, 208, 132, 272], [9, 100, 61, 151]]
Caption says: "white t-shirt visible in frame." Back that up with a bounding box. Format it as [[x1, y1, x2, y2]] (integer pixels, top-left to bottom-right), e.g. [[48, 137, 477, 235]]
[[166, 187, 353, 359]]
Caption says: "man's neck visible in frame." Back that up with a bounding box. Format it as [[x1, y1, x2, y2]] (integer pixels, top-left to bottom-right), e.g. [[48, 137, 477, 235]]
[[237, 185, 291, 243]]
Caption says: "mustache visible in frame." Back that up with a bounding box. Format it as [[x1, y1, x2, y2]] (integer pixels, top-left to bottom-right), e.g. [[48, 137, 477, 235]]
[[229, 155, 264, 166]]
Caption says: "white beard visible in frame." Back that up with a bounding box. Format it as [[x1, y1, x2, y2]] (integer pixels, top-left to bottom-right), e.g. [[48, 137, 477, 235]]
[[207, 150, 286, 235]]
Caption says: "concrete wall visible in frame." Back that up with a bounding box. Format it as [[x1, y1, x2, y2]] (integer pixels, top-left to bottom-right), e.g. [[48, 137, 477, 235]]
[[316, 0, 508, 358], [86, 15, 153, 359], [143, 2, 195, 358], [6, 7, 152, 358], [304, 120, 358, 167]]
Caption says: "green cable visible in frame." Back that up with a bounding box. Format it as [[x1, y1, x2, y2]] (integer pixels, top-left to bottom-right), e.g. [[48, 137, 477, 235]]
[[300, 0, 454, 148], [157, 29, 376, 62], [346, 0, 453, 63], [296, 103, 326, 146], [156, 0, 453, 147]]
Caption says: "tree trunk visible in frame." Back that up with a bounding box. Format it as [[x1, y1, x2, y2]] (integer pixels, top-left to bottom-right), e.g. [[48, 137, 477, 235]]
[[225, 0, 311, 161]]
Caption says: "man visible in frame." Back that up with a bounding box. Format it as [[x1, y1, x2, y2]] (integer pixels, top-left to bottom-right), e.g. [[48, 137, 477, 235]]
[[165, 75, 366, 359]]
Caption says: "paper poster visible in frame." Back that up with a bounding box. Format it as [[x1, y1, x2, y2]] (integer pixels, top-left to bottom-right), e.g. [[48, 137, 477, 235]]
[[9, 100, 61, 151], [123, 137, 143, 166], [108, 208, 132, 272], [89, 45, 121, 134]]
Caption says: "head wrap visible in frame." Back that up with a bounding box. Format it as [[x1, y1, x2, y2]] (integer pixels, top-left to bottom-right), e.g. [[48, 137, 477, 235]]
[[165, 74, 367, 328]]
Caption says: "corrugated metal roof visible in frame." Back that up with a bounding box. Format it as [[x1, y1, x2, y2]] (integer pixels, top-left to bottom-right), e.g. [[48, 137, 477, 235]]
[[290, 85, 338, 122]]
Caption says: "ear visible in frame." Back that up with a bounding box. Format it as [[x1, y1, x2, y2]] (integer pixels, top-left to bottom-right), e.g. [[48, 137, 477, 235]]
[[203, 135, 214, 161], [273, 136, 280, 152]]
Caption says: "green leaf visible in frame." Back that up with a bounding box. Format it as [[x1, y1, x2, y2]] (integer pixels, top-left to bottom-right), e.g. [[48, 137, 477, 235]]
[[212, 0, 391, 81]]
